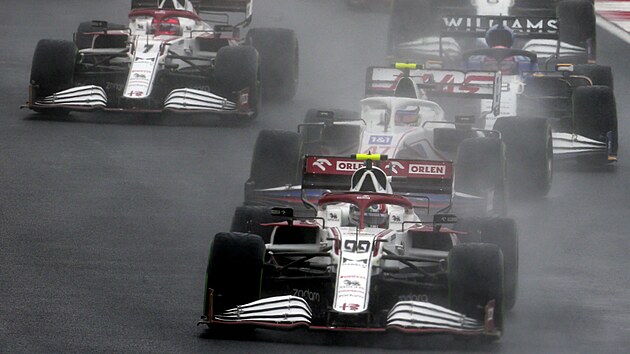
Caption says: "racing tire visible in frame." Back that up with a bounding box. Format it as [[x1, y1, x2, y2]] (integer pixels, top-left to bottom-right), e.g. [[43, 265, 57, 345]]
[[455, 137, 508, 215], [448, 243, 504, 335], [494, 117, 553, 198], [247, 130, 302, 191], [246, 28, 299, 102], [573, 85, 618, 163], [230, 206, 291, 244], [572, 64, 614, 89], [454, 217, 519, 310], [214, 45, 261, 119], [203, 232, 265, 316], [557, 0, 596, 49], [30, 39, 77, 116], [75, 21, 127, 50]]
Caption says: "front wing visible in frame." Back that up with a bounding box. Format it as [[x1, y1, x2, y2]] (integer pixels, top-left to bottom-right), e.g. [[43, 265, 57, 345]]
[[24, 85, 254, 117], [198, 295, 500, 337]]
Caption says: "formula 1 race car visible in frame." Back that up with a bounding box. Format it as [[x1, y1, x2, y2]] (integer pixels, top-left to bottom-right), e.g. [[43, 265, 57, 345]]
[[200, 154, 518, 338], [24, 0, 299, 119], [298, 63, 531, 201]]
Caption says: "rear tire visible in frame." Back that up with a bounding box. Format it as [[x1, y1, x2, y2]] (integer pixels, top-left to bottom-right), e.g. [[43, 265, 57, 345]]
[[455, 137, 507, 215], [247, 130, 302, 191], [246, 28, 299, 102], [203, 232, 265, 315], [494, 117, 553, 198], [557, 0, 596, 49], [214, 45, 261, 119], [448, 243, 504, 334]]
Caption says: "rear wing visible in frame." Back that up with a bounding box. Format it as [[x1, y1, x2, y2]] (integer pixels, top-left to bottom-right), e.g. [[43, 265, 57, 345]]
[[366, 66, 501, 115], [441, 15, 558, 39], [302, 156, 453, 196]]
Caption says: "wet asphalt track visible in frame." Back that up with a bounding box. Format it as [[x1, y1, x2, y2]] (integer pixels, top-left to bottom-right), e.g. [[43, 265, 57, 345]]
[[2, 1, 630, 353]]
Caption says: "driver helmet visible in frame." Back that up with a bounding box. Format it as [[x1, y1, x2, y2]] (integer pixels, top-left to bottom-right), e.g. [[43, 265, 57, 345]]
[[349, 204, 389, 228], [394, 106, 420, 126], [485, 24, 514, 48]]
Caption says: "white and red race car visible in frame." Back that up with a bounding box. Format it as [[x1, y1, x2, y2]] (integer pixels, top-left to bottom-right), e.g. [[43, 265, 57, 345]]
[[201, 154, 518, 339], [25, 0, 298, 119]]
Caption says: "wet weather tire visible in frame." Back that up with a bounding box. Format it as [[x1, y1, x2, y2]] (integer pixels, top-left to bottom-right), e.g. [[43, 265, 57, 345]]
[[214, 45, 260, 119], [204, 232, 265, 315], [455, 137, 507, 215], [558, 0, 596, 49], [30, 39, 77, 98], [448, 243, 504, 333], [247, 130, 301, 191], [454, 217, 519, 310], [494, 117, 553, 198], [247, 28, 299, 102]]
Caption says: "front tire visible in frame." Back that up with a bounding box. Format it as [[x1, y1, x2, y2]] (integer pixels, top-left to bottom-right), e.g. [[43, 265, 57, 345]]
[[214, 45, 261, 119], [203, 232, 265, 316], [454, 217, 519, 310], [448, 243, 504, 335]]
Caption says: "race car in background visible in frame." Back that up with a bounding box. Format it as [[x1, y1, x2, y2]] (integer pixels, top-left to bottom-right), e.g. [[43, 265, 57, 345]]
[[296, 62, 554, 199], [200, 154, 518, 336], [24, 0, 299, 119], [388, 0, 616, 181]]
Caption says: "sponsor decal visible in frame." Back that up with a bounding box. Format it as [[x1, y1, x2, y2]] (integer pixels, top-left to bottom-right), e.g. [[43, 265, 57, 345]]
[[343, 280, 361, 287], [398, 293, 429, 302], [368, 135, 393, 145], [388, 161, 404, 174], [341, 303, 361, 311], [105, 82, 125, 91], [293, 288, 320, 302], [408, 164, 446, 175], [342, 258, 368, 267], [312, 158, 332, 171], [336, 160, 363, 172], [442, 16, 558, 33]]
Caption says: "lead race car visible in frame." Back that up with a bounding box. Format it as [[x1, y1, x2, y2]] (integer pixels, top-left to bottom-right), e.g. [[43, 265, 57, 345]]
[[24, 0, 299, 119], [200, 154, 517, 338]]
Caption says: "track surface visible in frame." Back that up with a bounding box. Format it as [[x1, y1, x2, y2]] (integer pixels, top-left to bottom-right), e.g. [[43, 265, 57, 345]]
[[2, 1, 630, 352]]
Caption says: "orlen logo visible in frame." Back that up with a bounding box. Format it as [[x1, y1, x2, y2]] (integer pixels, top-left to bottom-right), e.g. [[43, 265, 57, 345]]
[[336, 161, 363, 172], [409, 164, 446, 175]]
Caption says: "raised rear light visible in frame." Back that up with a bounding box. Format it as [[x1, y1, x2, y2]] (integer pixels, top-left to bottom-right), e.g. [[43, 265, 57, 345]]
[[151, 17, 181, 36]]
